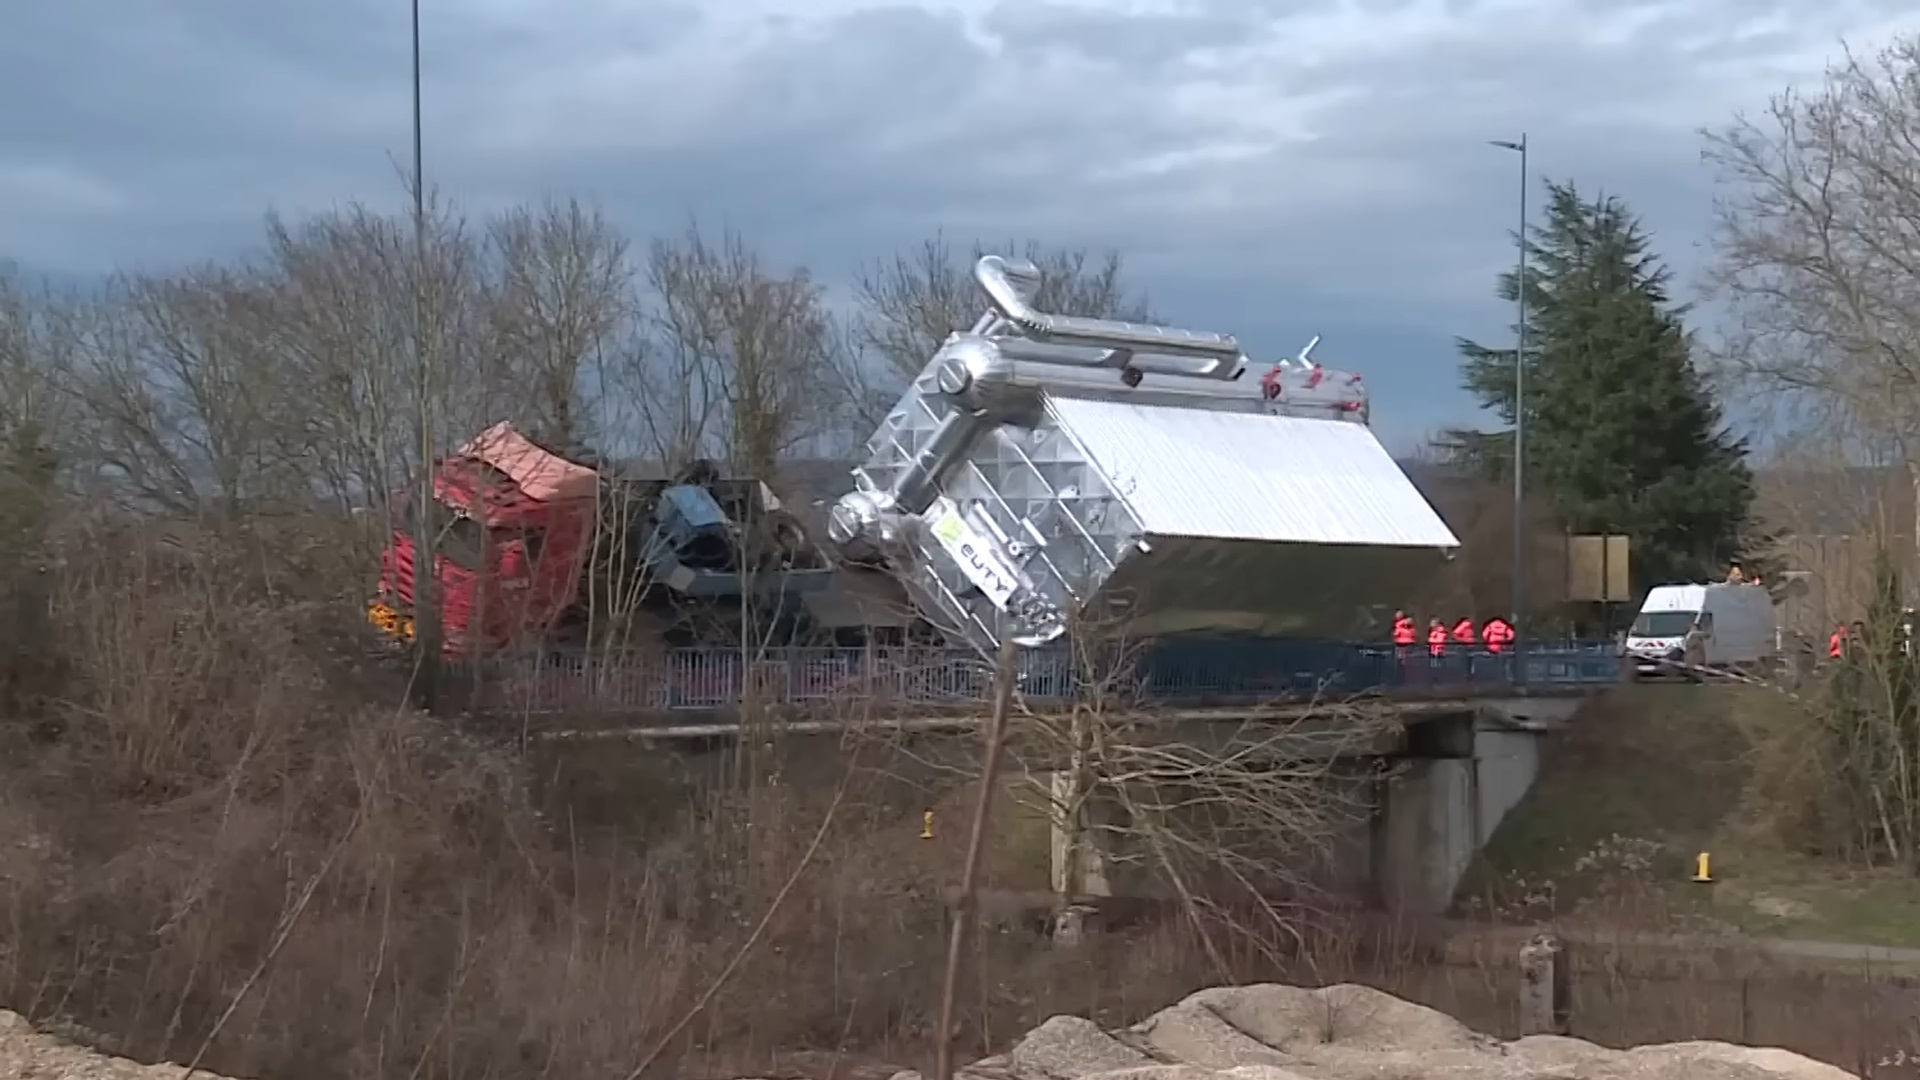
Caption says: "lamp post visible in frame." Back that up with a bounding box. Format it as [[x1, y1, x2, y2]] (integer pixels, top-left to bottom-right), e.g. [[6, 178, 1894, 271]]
[[1491, 134, 1528, 675], [409, 0, 440, 707]]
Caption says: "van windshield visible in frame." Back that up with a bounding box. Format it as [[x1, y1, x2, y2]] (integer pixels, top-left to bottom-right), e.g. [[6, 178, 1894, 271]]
[[1632, 611, 1697, 637]]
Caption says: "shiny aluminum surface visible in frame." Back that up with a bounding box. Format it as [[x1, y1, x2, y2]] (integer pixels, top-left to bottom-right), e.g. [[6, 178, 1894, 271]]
[[832, 256, 1459, 656]]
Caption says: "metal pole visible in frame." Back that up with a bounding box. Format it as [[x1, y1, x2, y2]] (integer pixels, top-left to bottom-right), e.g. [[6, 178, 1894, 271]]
[[409, 0, 440, 708], [933, 637, 1018, 1080], [1491, 134, 1528, 678]]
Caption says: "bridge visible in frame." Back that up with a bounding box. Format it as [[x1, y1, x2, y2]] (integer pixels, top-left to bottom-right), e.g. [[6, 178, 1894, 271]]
[[456, 636, 1620, 919], [460, 637, 1621, 721]]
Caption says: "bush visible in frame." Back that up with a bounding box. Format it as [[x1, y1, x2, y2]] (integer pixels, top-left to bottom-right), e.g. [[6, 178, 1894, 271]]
[[4, 517, 1904, 1080], [0, 517, 961, 1080], [1739, 546, 1920, 867]]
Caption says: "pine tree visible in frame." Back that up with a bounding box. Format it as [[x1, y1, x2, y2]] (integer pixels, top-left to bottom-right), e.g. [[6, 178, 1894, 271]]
[[1447, 180, 1754, 588]]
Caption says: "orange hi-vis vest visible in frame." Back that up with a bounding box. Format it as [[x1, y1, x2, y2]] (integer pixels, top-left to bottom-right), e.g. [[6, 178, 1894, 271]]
[[1427, 623, 1448, 657], [1482, 618, 1514, 654], [1451, 619, 1476, 644], [1392, 615, 1416, 646]]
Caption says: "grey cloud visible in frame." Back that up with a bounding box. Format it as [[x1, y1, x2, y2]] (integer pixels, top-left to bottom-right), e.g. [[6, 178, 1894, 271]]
[[978, 2, 1260, 69], [0, 0, 1910, 434]]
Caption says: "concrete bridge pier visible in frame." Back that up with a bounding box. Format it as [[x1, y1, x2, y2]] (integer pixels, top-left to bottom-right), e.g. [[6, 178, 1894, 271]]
[[1042, 699, 1581, 920], [1377, 756, 1478, 913], [1376, 716, 1564, 914]]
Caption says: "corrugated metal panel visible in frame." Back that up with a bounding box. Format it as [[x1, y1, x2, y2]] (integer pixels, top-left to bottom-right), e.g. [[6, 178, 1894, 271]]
[[457, 422, 599, 502], [1046, 398, 1459, 549]]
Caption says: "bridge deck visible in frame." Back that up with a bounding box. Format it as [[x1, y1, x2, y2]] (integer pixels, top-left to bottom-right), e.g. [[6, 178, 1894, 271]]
[[449, 639, 1620, 722], [522, 694, 1589, 742]]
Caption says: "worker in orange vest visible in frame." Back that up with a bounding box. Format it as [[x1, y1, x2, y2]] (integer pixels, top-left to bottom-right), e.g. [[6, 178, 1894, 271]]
[[1451, 617, 1477, 646], [1828, 623, 1846, 659], [1390, 610, 1417, 675], [1426, 618, 1448, 659], [1482, 617, 1514, 654], [1391, 611, 1417, 648]]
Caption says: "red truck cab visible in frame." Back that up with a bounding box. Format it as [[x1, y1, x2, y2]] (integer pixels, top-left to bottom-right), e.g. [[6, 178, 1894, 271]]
[[372, 423, 599, 653]]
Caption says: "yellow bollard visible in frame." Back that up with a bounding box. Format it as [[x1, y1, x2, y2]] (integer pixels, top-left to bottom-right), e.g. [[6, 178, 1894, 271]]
[[1692, 851, 1714, 883], [921, 810, 935, 840]]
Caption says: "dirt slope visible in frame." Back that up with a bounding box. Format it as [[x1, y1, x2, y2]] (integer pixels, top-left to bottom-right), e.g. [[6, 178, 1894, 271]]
[[887, 983, 1853, 1080]]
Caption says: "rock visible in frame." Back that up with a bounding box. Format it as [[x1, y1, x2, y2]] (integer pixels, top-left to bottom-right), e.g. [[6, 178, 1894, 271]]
[[0, 981, 1856, 1080], [951, 984, 1855, 1080], [1004, 1015, 1153, 1077], [0, 1009, 250, 1080], [1131, 1001, 1296, 1069]]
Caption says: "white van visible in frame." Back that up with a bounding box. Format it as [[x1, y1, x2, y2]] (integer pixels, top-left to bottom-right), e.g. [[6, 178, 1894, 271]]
[[1624, 582, 1776, 676]]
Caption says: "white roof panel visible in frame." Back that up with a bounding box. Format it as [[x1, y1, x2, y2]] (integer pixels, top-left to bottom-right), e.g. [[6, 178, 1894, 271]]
[[1046, 397, 1460, 549], [1641, 585, 1707, 610]]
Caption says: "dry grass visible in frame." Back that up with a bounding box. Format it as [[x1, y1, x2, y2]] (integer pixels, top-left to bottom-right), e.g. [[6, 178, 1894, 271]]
[[1465, 680, 1920, 951], [0, 522, 1914, 1080]]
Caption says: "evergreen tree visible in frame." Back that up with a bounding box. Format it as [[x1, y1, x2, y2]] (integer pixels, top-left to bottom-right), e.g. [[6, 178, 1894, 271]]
[[1447, 180, 1754, 588]]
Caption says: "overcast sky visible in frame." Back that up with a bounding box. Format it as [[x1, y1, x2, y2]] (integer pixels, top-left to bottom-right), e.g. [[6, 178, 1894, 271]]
[[4, 0, 1917, 447]]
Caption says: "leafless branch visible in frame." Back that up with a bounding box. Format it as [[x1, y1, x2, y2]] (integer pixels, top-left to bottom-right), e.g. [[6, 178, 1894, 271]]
[[623, 223, 843, 476], [846, 235, 1156, 429]]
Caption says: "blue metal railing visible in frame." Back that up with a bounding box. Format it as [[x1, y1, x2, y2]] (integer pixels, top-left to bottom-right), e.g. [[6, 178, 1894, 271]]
[[459, 638, 1622, 715]]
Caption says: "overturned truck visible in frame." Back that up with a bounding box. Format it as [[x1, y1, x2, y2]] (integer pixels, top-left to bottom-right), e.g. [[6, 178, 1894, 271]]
[[827, 255, 1461, 656], [373, 258, 1462, 662], [370, 423, 841, 653]]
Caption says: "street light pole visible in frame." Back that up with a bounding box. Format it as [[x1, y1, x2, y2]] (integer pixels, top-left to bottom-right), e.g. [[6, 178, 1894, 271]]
[[1491, 134, 1528, 675], [409, 0, 440, 708]]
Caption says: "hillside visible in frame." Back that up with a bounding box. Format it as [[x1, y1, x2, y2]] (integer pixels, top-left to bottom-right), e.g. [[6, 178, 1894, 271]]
[[1465, 683, 1920, 947]]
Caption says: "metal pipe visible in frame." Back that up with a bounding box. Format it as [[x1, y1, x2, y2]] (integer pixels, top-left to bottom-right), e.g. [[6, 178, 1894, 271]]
[[949, 341, 1366, 420], [886, 410, 989, 515], [973, 256, 1245, 377]]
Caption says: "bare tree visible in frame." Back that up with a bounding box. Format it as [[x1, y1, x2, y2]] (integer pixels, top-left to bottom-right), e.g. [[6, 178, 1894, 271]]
[[257, 196, 514, 510], [0, 267, 70, 556], [626, 225, 841, 476], [486, 198, 633, 451], [1704, 43, 1920, 870], [250, 205, 427, 515], [866, 603, 1399, 965], [1703, 37, 1920, 550], [65, 266, 304, 516], [0, 268, 67, 431], [1002, 615, 1396, 963], [846, 236, 1156, 427], [51, 191, 651, 618]]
